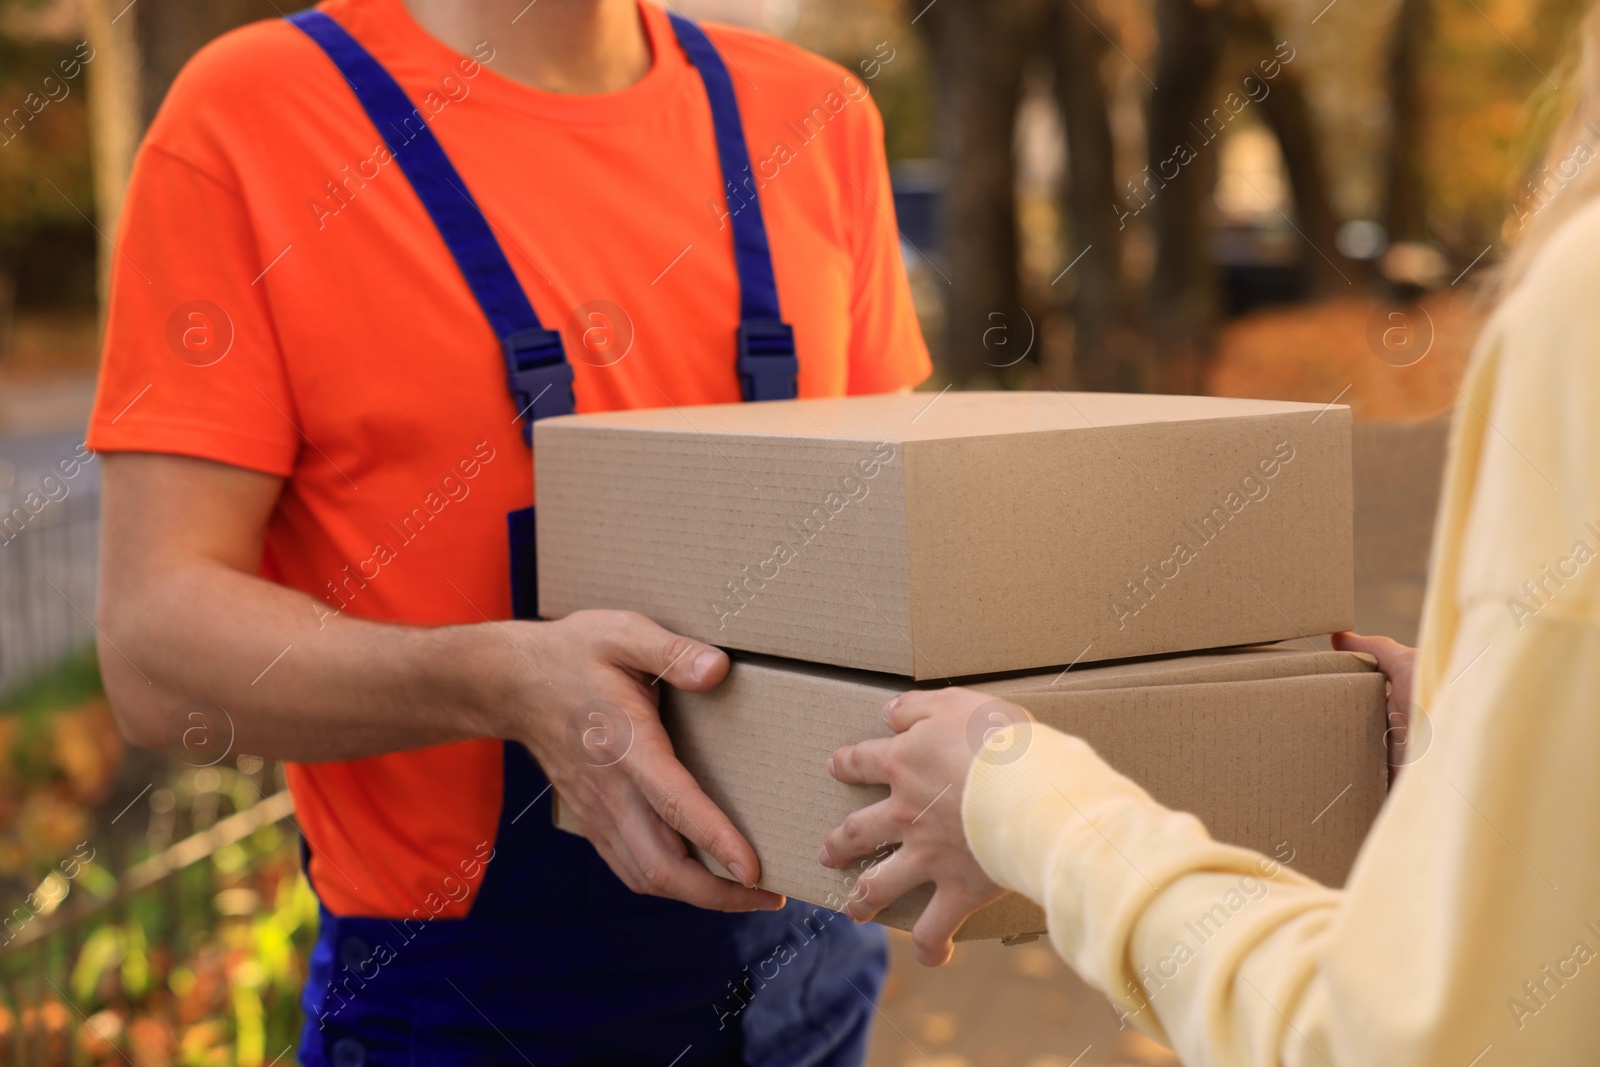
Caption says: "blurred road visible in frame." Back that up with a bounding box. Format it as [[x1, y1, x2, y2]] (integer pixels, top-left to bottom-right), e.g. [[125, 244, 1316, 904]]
[[0, 378, 100, 696], [0, 375, 97, 441], [0, 427, 98, 499]]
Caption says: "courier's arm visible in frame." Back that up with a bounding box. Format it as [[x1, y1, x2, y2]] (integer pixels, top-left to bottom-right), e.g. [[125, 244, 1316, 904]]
[[96, 451, 781, 912], [98, 453, 522, 761]]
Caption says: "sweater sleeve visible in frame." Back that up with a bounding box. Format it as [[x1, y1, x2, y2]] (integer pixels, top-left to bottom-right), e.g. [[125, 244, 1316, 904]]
[[965, 605, 1600, 1066], [961, 200, 1600, 1066]]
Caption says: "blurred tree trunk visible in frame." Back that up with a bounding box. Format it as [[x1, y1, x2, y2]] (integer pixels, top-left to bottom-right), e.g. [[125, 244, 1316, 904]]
[[1231, 0, 1352, 293], [84, 0, 142, 323], [1383, 0, 1430, 243], [1145, 0, 1229, 394], [84, 0, 280, 317], [919, 0, 1047, 387], [1050, 0, 1142, 391], [134, 0, 284, 130], [0, 269, 15, 357]]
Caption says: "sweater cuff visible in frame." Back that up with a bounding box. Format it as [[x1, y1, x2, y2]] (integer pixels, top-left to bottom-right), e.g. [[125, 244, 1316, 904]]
[[961, 725, 1246, 986], [961, 724, 1158, 904]]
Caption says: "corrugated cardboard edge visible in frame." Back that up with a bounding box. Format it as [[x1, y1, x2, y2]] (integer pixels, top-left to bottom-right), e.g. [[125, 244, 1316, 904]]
[[555, 644, 1386, 941]]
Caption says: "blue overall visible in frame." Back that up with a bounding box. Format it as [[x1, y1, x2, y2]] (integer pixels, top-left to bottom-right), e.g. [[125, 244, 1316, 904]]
[[286, 9, 886, 1066]]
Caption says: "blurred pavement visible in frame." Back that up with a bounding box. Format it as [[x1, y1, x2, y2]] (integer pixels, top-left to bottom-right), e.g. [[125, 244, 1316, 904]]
[[0, 375, 97, 441]]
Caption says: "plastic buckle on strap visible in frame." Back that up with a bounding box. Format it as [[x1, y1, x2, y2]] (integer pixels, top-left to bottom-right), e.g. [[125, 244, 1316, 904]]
[[504, 327, 575, 444], [736, 319, 799, 402]]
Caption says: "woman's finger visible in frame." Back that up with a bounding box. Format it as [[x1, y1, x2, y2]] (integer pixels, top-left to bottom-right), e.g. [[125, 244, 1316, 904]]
[[910, 885, 985, 967], [883, 687, 986, 734], [842, 848, 930, 923], [1333, 631, 1410, 672], [829, 736, 896, 785], [882, 689, 936, 732], [820, 797, 902, 868]]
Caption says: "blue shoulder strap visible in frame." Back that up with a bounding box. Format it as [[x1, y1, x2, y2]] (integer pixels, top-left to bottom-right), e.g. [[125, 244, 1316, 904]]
[[288, 8, 798, 422], [288, 7, 800, 621], [287, 9, 572, 446], [665, 12, 798, 402]]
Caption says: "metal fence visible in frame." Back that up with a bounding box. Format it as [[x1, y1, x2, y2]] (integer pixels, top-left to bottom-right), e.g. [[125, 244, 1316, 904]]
[[0, 472, 100, 700], [0, 762, 310, 1066], [0, 439, 323, 1063]]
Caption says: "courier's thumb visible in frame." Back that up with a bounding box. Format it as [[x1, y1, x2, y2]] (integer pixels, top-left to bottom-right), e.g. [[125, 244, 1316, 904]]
[[614, 615, 730, 692]]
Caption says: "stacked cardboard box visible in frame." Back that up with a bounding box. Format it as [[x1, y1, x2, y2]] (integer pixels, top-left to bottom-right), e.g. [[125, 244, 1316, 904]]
[[537, 392, 1384, 940]]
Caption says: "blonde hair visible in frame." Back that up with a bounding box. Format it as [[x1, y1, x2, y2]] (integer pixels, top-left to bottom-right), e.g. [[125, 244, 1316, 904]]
[[1502, 5, 1600, 293]]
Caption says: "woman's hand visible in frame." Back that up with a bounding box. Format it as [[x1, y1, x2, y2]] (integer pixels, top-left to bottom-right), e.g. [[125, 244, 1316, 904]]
[[1332, 631, 1420, 775], [819, 687, 1015, 966]]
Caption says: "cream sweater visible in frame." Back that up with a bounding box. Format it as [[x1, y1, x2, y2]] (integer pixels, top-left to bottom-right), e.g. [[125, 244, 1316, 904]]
[[963, 201, 1600, 1066]]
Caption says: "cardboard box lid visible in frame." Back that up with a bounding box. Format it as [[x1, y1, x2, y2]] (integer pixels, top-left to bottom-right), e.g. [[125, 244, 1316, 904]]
[[535, 391, 1338, 438], [556, 644, 1388, 942], [535, 392, 1354, 679]]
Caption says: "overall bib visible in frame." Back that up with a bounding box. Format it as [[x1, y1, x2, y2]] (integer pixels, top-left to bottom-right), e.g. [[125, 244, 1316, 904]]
[[287, 9, 887, 1066]]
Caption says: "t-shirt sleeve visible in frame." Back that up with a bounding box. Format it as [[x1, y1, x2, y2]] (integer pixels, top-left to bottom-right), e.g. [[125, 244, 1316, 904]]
[[840, 93, 932, 396], [87, 140, 301, 477]]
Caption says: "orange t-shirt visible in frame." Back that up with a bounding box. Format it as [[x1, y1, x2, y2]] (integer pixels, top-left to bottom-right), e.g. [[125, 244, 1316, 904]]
[[86, 0, 929, 917]]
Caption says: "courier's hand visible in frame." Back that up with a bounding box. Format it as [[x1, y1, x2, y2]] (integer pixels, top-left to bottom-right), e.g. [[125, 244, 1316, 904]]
[[820, 687, 1007, 966], [1332, 631, 1419, 775], [504, 609, 783, 913]]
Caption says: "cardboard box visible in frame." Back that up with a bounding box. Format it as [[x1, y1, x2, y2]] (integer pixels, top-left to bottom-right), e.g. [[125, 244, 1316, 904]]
[[535, 392, 1353, 679], [554, 645, 1388, 941]]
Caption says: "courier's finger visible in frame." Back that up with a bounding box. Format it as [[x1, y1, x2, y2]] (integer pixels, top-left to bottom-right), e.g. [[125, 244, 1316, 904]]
[[820, 797, 901, 868], [828, 737, 896, 786], [617, 787, 784, 912], [578, 817, 649, 895], [626, 726, 763, 889], [605, 612, 730, 692]]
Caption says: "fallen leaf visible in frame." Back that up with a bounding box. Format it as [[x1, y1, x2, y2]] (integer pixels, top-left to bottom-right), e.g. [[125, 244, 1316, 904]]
[[1118, 1028, 1180, 1064], [920, 1011, 957, 1044], [1010, 943, 1062, 981]]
